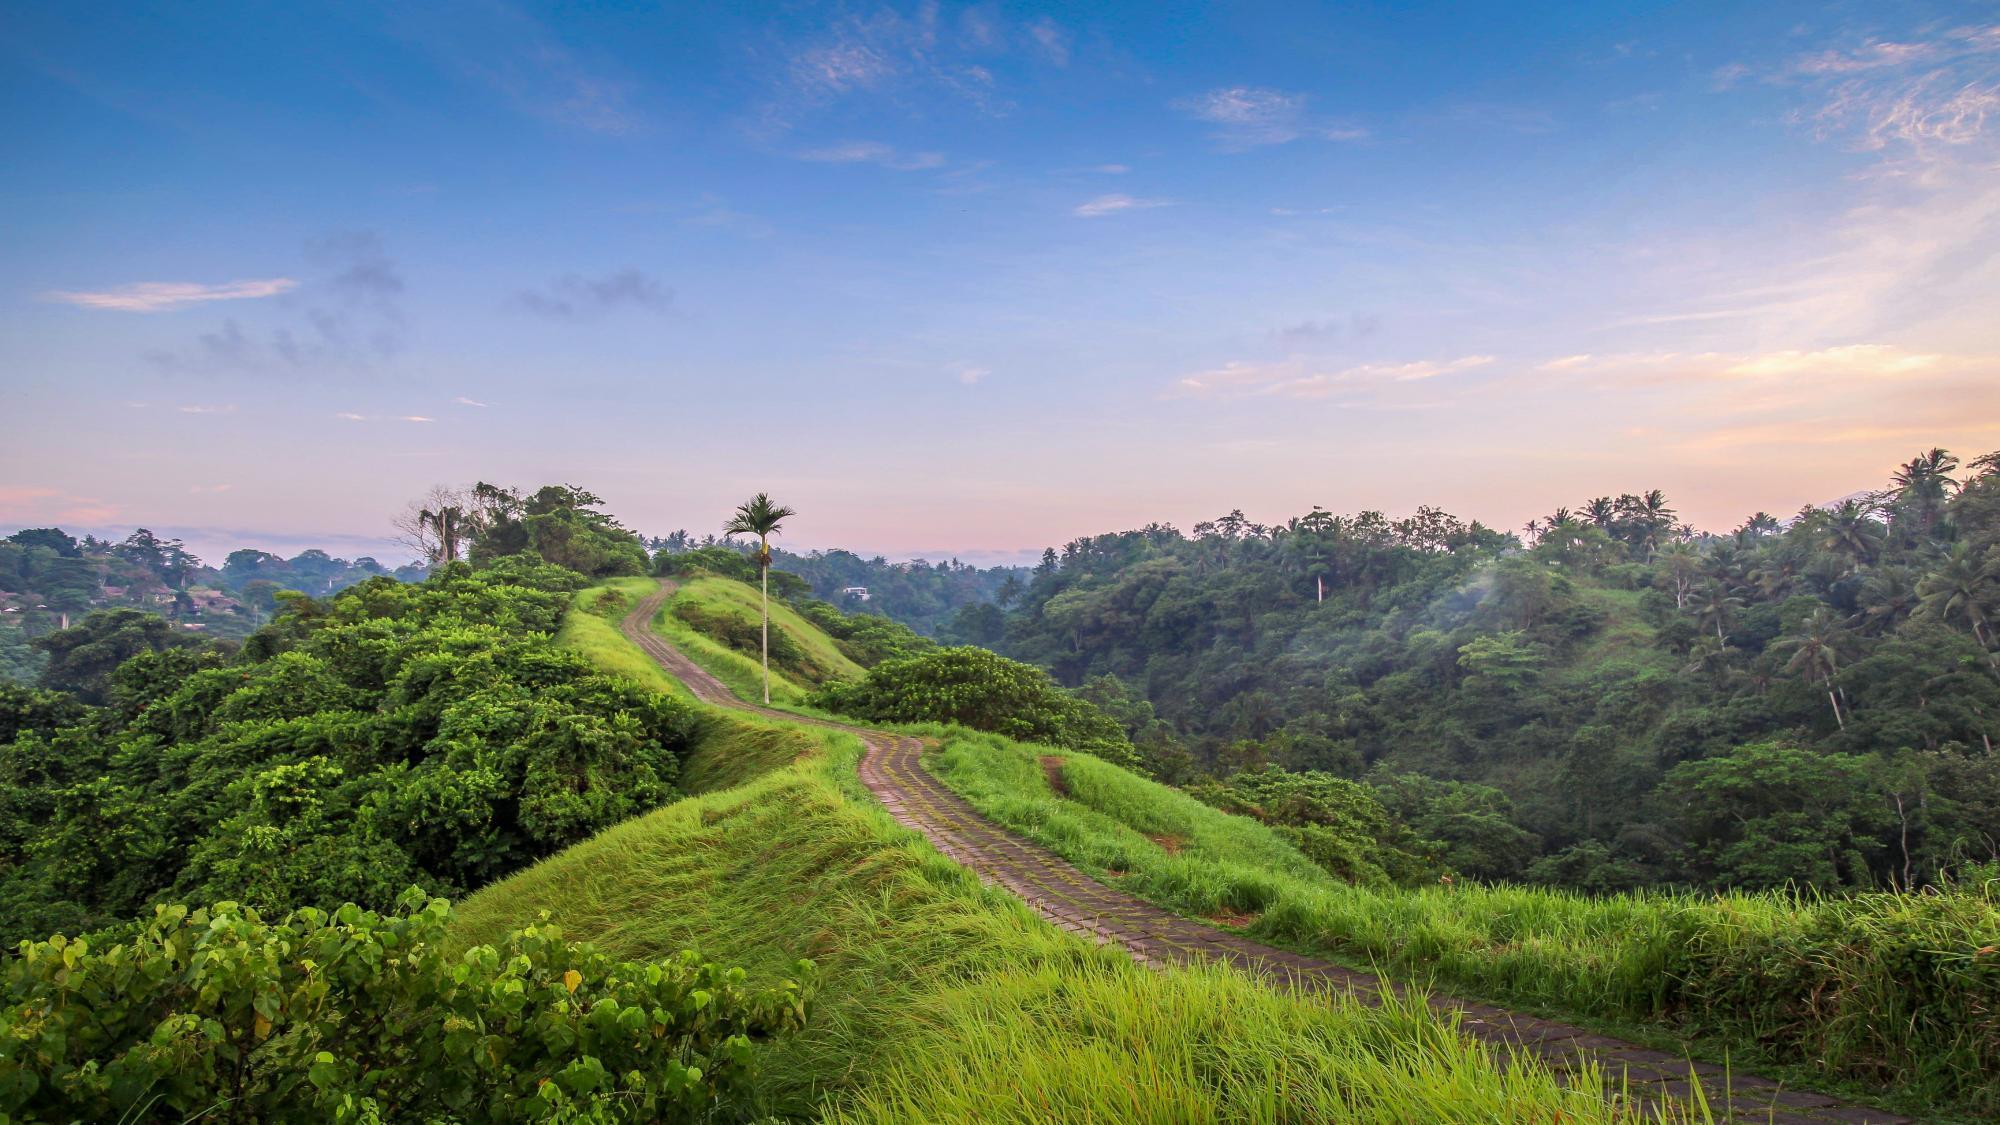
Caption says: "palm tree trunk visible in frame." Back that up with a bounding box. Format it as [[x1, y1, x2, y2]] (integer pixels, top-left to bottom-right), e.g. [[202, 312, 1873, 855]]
[[1826, 685, 1845, 730], [759, 538, 771, 705]]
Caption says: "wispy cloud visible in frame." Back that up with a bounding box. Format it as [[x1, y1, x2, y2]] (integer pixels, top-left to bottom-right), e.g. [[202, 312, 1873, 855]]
[[1074, 193, 1170, 218], [176, 404, 237, 415], [335, 412, 367, 421], [797, 140, 946, 170], [1027, 18, 1070, 66], [515, 268, 671, 319], [1174, 86, 1367, 149], [955, 365, 989, 385], [400, 415, 434, 423], [397, 6, 638, 134], [144, 231, 409, 374], [453, 396, 490, 407], [43, 278, 295, 312], [1175, 354, 1494, 398]]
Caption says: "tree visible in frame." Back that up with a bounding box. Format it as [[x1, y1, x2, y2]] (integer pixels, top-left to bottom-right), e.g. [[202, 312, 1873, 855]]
[[1891, 447, 1960, 538], [1917, 542, 1998, 661], [420, 504, 469, 564], [723, 492, 797, 705], [1776, 608, 1848, 729], [32, 608, 197, 704]]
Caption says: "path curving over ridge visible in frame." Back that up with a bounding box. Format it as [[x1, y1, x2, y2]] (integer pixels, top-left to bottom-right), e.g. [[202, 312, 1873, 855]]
[[622, 586, 1903, 1124]]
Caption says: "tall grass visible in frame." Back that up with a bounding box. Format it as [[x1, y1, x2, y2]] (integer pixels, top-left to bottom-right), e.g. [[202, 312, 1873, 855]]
[[453, 710, 1693, 1123], [928, 730, 2000, 1118], [491, 580, 1700, 1122]]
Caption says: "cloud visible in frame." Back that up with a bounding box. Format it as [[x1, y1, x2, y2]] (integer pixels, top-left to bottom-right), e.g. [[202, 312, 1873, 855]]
[[1538, 344, 1970, 383], [955, 365, 989, 385], [1174, 86, 1368, 149], [396, 6, 638, 134], [760, 9, 1075, 133], [1027, 18, 1069, 66], [797, 140, 947, 170], [1175, 354, 1494, 398], [453, 396, 490, 407], [144, 231, 409, 374], [43, 278, 296, 312], [1074, 193, 1170, 218], [1272, 313, 1382, 345], [516, 268, 672, 319], [176, 404, 236, 414], [331, 411, 438, 423], [0, 488, 119, 525]]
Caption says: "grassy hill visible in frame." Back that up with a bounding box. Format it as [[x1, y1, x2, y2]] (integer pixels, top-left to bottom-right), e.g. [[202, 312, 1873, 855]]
[[659, 575, 868, 702], [450, 579, 1683, 1123], [600, 576, 1991, 1118]]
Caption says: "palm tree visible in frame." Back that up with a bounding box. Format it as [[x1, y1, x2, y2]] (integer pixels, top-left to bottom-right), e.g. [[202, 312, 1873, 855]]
[[723, 492, 797, 704], [1891, 447, 1959, 534], [1917, 542, 1998, 659], [1820, 499, 1882, 569], [1776, 609, 1847, 729], [1694, 580, 1742, 644]]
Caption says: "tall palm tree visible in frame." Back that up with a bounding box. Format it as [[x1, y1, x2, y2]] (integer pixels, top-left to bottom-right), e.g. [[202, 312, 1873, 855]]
[[723, 492, 797, 704], [1917, 542, 1998, 659], [1777, 609, 1846, 730], [1891, 447, 1960, 538]]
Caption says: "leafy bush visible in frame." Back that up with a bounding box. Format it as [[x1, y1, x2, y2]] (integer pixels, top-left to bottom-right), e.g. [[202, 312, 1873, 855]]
[[810, 646, 1140, 768], [788, 599, 934, 666], [0, 889, 811, 1123], [1187, 766, 1421, 886]]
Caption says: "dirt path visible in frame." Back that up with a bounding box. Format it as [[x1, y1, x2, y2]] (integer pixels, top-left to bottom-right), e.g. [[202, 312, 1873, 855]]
[[622, 587, 1903, 1124]]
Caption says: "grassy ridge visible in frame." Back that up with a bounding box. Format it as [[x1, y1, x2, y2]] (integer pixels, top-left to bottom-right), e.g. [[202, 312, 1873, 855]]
[[448, 579, 1698, 1122], [452, 712, 1686, 1123], [927, 730, 2000, 1119]]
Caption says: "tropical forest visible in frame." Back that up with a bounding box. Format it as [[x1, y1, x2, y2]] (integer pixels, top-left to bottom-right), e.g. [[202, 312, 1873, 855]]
[[7, 3, 1999, 1121]]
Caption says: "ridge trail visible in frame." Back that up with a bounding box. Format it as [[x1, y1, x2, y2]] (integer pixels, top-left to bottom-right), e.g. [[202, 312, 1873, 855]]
[[622, 585, 1903, 1124]]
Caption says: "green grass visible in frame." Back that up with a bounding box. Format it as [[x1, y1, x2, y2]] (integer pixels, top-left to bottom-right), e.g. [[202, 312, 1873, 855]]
[[447, 579, 1710, 1122], [646, 576, 864, 703], [925, 729, 2000, 1121], [453, 710, 1690, 1123], [554, 576, 697, 703]]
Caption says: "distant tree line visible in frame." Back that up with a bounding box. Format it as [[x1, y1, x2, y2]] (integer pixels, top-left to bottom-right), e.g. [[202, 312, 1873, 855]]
[[973, 448, 2000, 893]]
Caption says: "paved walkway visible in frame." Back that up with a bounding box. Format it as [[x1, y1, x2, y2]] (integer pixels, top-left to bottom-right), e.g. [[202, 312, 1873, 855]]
[[623, 588, 1905, 1124]]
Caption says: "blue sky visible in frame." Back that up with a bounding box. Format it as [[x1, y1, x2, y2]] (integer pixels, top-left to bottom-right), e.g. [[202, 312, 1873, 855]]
[[3, 1, 1997, 565]]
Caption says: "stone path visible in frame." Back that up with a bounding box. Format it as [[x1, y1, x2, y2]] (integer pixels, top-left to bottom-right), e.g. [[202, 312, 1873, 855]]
[[623, 588, 1906, 1123]]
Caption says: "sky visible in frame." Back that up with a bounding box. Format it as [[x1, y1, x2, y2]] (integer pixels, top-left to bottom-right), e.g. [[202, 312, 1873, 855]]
[[3, 1, 1998, 567]]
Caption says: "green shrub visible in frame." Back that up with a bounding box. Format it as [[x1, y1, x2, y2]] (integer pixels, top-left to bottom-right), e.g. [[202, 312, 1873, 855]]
[[0, 889, 811, 1123], [810, 646, 1141, 768]]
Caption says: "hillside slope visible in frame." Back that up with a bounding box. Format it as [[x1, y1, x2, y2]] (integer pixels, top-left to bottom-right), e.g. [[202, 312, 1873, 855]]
[[451, 580, 1685, 1123]]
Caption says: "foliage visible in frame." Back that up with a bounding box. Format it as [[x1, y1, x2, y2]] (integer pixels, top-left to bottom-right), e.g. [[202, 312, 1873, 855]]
[[0, 888, 810, 1123], [468, 483, 650, 578], [30, 607, 206, 704], [454, 642, 1668, 1124], [811, 646, 1141, 768], [648, 536, 1022, 637], [0, 564, 699, 940], [979, 449, 2000, 892], [925, 727, 2000, 1117], [1188, 766, 1419, 886], [787, 598, 935, 666]]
